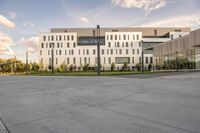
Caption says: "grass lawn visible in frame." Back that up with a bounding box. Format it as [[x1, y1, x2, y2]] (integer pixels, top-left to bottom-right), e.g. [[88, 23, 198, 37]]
[[28, 71, 153, 76]]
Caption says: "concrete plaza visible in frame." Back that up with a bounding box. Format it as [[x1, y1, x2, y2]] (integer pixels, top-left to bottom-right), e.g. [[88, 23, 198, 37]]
[[0, 72, 200, 133]]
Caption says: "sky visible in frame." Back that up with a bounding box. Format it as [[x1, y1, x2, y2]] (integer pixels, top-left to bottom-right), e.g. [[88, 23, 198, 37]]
[[0, 0, 200, 62]]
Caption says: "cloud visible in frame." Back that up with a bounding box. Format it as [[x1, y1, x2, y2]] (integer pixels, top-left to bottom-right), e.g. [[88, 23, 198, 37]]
[[140, 14, 200, 28], [18, 36, 39, 54], [0, 32, 14, 55], [112, 0, 167, 14], [22, 21, 34, 28], [80, 17, 90, 24], [0, 15, 15, 28], [7, 11, 17, 20]]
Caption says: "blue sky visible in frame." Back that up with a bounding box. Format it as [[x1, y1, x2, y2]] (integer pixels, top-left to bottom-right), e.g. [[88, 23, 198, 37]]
[[0, 0, 200, 61]]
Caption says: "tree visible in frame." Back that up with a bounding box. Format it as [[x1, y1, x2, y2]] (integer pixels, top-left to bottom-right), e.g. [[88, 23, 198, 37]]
[[31, 63, 40, 72], [69, 64, 74, 71], [60, 63, 68, 72], [111, 62, 115, 71], [83, 64, 89, 71], [122, 62, 128, 71]]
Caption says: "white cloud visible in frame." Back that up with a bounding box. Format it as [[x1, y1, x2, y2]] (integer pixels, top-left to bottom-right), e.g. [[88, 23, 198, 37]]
[[0, 32, 14, 55], [0, 15, 15, 28], [80, 17, 90, 24], [18, 36, 39, 54], [7, 11, 17, 20], [141, 14, 200, 28], [22, 21, 34, 28], [112, 0, 167, 14]]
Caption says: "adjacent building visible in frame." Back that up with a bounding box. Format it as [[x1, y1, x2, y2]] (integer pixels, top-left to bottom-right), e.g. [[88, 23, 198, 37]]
[[39, 27, 190, 71], [147, 28, 200, 70]]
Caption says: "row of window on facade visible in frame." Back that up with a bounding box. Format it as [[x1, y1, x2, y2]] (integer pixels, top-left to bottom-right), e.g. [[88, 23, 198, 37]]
[[108, 42, 141, 47], [45, 56, 152, 66], [43, 35, 75, 41], [106, 34, 140, 41], [40, 48, 141, 56], [41, 41, 141, 49], [41, 42, 76, 49]]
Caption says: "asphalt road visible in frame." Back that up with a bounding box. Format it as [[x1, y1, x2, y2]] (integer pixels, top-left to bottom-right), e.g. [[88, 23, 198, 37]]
[[0, 72, 200, 133]]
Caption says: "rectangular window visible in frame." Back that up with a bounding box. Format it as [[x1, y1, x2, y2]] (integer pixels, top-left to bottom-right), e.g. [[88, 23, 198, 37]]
[[71, 50, 74, 55], [110, 49, 113, 55], [146, 57, 148, 64], [108, 57, 111, 64], [80, 57, 82, 65], [67, 58, 69, 64], [51, 36, 54, 41], [87, 49, 89, 55], [59, 35, 62, 41], [93, 30, 96, 36], [83, 50, 85, 55], [108, 42, 111, 47], [154, 29, 157, 36], [115, 35, 117, 40], [119, 49, 122, 55], [71, 35, 74, 40], [56, 50, 58, 55], [132, 49, 135, 54], [67, 43, 69, 48], [102, 49, 104, 55], [110, 35, 113, 40], [116, 49, 118, 55], [117, 42, 120, 47], [59, 50, 62, 55], [48, 50, 50, 55], [67, 35, 70, 40], [73, 57, 76, 64], [133, 35, 135, 40], [46, 43, 48, 48], [84, 57, 87, 64], [139, 42, 141, 47], [150, 57, 153, 63], [107, 49, 109, 55], [79, 50, 80, 55], [40, 50, 42, 55], [57, 43, 60, 48], [73, 42, 76, 48], [126, 42, 128, 47], [137, 49, 140, 54], [41, 43, 44, 48], [137, 35, 139, 40], [123, 35, 126, 40], [65, 50, 67, 55], [132, 57, 134, 64], [56, 57, 58, 65], [104, 57, 106, 64], [93, 49, 96, 55], [126, 49, 129, 55], [43, 36, 46, 41], [115, 57, 130, 64]]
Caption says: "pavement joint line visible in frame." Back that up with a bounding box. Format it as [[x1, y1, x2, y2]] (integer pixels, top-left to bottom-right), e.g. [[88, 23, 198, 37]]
[[52, 92, 199, 133], [8, 104, 92, 129], [0, 118, 10, 133]]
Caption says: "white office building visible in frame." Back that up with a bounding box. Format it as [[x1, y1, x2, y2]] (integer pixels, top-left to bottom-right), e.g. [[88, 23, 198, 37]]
[[39, 27, 190, 71]]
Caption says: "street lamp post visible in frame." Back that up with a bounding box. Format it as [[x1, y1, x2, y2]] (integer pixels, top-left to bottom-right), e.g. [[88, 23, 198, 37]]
[[176, 51, 178, 72], [51, 43, 54, 75], [141, 40, 144, 73], [26, 51, 28, 75], [97, 25, 101, 75]]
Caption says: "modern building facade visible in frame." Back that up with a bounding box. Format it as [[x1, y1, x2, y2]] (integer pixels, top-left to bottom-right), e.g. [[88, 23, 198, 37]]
[[148, 28, 200, 70], [39, 27, 190, 71]]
